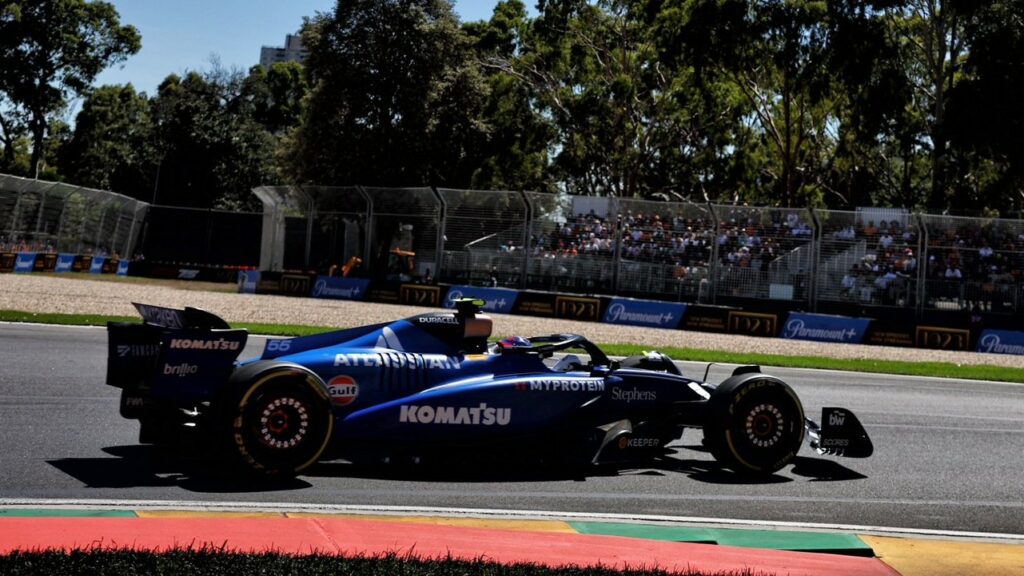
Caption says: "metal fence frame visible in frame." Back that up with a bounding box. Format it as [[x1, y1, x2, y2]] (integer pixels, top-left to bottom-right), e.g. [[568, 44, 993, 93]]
[[247, 186, 1024, 317], [0, 173, 148, 257]]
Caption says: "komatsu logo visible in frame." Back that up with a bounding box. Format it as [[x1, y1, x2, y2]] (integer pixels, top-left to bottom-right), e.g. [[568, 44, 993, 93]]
[[527, 378, 605, 392], [169, 338, 241, 351], [334, 353, 461, 370], [399, 403, 511, 426]]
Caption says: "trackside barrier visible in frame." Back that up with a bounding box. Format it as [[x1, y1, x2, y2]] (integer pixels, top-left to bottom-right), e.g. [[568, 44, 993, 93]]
[[309, 276, 370, 301], [443, 286, 519, 314], [0, 173, 148, 258], [975, 329, 1024, 355], [13, 253, 35, 273], [55, 254, 75, 272], [237, 270, 260, 294], [602, 298, 686, 329], [780, 313, 871, 344]]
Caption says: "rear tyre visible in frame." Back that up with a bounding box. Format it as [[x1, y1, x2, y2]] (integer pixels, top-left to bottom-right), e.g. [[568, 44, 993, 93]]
[[217, 362, 333, 479], [702, 374, 804, 475]]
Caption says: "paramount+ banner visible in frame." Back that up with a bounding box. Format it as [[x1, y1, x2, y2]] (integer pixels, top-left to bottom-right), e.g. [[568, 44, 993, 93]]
[[309, 276, 370, 301], [976, 329, 1024, 355], [602, 298, 686, 329], [444, 286, 518, 314], [13, 253, 36, 273], [55, 254, 76, 273], [781, 313, 871, 344]]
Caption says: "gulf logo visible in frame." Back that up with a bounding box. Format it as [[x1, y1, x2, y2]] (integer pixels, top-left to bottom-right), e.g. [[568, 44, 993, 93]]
[[327, 375, 359, 406]]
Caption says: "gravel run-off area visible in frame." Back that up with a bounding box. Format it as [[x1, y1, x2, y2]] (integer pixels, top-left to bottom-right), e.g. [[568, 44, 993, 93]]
[[2, 273, 1022, 369]]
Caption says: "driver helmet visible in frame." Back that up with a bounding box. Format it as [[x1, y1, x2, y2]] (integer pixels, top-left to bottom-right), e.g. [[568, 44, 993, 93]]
[[498, 336, 532, 349]]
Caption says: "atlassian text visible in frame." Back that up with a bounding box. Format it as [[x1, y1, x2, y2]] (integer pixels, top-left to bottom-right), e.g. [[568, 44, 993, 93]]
[[334, 353, 461, 370]]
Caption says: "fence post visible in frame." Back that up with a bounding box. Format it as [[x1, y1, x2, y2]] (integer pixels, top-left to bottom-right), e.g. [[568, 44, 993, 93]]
[[516, 190, 532, 289], [94, 199, 109, 252], [520, 190, 533, 291], [611, 198, 623, 294], [808, 207, 820, 312], [33, 182, 59, 239], [6, 185, 23, 240], [431, 187, 447, 282], [124, 203, 141, 258], [303, 187, 315, 271], [358, 186, 374, 273], [707, 202, 719, 305], [915, 213, 927, 318]]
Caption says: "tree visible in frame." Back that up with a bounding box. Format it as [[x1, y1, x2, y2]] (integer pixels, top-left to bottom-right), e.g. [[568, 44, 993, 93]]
[[882, 0, 969, 210], [62, 84, 155, 194], [0, 0, 140, 178], [242, 62, 308, 136], [945, 0, 1024, 214], [0, 92, 27, 173], [465, 0, 554, 193], [150, 70, 276, 210], [287, 0, 488, 187]]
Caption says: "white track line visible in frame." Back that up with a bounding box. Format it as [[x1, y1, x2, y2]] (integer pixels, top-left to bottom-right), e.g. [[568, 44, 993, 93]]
[[2, 498, 1022, 543]]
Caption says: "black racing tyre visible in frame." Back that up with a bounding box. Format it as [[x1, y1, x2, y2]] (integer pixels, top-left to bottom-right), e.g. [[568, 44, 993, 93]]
[[702, 374, 805, 475], [216, 362, 334, 479]]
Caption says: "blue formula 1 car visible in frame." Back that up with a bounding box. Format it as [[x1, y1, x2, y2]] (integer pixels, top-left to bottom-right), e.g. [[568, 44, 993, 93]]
[[106, 299, 872, 479]]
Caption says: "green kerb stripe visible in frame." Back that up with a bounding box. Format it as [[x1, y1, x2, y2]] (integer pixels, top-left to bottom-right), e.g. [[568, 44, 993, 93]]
[[0, 509, 138, 518], [569, 522, 874, 557]]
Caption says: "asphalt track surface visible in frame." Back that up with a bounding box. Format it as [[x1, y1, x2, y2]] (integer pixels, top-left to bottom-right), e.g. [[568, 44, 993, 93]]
[[1, 323, 1022, 536]]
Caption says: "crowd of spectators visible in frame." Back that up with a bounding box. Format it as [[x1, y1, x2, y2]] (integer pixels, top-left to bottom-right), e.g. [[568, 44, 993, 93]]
[[0, 236, 54, 254], [527, 208, 815, 268], [0, 235, 115, 258], [474, 207, 1024, 310], [823, 218, 1024, 310]]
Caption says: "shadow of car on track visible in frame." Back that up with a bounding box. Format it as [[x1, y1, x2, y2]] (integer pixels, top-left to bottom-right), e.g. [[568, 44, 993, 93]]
[[48, 443, 866, 492], [303, 444, 867, 485], [47, 445, 314, 493]]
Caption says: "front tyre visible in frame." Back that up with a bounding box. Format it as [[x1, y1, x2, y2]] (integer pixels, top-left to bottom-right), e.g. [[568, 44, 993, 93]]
[[703, 374, 804, 475], [217, 362, 333, 479]]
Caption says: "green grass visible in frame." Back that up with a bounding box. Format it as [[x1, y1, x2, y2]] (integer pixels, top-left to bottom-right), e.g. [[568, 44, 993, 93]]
[[0, 549, 765, 576], [3, 309, 1022, 383]]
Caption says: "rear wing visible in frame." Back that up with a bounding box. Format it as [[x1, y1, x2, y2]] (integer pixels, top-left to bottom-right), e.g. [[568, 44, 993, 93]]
[[107, 303, 247, 414]]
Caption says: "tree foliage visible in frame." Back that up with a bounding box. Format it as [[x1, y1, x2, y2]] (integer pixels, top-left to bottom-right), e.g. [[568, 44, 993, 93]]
[[287, 0, 488, 187], [14, 0, 1024, 216], [0, 0, 140, 177], [62, 84, 154, 192]]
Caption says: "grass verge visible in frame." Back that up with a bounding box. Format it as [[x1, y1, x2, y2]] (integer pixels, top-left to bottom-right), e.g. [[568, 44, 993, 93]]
[[3, 309, 1021, 383], [0, 550, 763, 576]]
